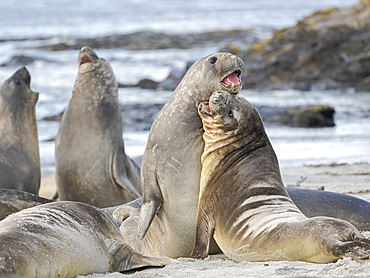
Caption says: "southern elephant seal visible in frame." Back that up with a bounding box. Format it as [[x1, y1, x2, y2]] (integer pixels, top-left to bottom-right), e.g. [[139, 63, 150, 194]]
[[0, 189, 54, 221], [0, 67, 40, 194], [116, 156, 370, 231], [190, 90, 370, 262], [0, 201, 170, 277], [55, 46, 141, 207], [119, 53, 244, 258]]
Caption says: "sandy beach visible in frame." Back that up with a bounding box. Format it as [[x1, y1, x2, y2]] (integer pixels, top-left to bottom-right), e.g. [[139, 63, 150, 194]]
[[39, 163, 370, 278]]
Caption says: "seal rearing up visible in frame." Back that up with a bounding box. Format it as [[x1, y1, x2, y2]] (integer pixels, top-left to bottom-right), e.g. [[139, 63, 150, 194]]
[[0, 67, 40, 194], [55, 46, 141, 207], [119, 53, 244, 258], [191, 91, 370, 263]]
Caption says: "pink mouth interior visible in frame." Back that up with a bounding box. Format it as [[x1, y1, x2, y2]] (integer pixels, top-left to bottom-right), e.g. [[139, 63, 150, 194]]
[[223, 72, 240, 86], [81, 58, 95, 65], [201, 104, 212, 116]]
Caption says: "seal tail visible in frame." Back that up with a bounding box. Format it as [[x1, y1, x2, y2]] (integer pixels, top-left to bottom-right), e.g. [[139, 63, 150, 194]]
[[111, 244, 172, 272]]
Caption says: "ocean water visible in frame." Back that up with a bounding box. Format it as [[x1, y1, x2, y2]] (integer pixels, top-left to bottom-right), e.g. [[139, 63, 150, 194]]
[[0, 0, 368, 176]]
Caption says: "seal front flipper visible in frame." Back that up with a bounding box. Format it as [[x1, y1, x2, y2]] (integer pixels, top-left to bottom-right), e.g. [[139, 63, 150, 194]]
[[190, 206, 215, 259], [110, 242, 172, 272], [111, 151, 141, 199], [137, 171, 163, 240]]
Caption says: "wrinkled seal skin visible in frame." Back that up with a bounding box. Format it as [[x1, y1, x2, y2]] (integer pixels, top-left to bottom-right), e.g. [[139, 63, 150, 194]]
[[0, 67, 40, 194], [0, 189, 54, 221], [0, 201, 169, 277], [190, 91, 370, 263], [119, 53, 244, 258], [55, 46, 141, 208]]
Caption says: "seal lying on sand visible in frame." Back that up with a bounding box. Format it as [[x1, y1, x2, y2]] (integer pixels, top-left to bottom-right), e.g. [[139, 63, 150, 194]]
[[119, 53, 244, 258], [0, 189, 54, 221], [0, 67, 40, 194], [55, 46, 141, 207], [190, 91, 370, 263], [0, 201, 169, 277]]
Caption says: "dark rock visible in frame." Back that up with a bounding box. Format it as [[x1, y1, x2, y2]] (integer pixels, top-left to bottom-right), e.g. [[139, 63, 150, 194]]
[[256, 104, 336, 127], [240, 1, 370, 91], [42, 111, 64, 122], [283, 105, 335, 127], [1, 55, 37, 67], [136, 79, 160, 89], [36, 29, 259, 51]]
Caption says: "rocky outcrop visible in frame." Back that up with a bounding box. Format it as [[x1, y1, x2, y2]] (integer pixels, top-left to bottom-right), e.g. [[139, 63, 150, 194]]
[[240, 0, 370, 91], [36, 30, 258, 51]]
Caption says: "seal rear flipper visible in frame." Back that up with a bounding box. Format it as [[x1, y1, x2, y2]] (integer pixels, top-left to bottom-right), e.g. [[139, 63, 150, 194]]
[[329, 236, 370, 260], [190, 207, 215, 259], [111, 244, 172, 272], [111, 151, 141, 199]]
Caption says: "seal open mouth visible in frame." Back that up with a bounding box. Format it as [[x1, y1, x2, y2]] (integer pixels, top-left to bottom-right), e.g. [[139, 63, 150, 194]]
[[78, 46, 99, 65], [221, 70, 242, 90], [80, 58, 95, 65], [199, 102, 212, 117]]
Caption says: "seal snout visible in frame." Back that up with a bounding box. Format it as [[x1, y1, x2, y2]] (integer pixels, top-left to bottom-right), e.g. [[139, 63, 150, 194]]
[[10, 67, 31, 88], [79, 46, 99, 65], [209, 91, 230, 116], [199, 102, 212, 117]]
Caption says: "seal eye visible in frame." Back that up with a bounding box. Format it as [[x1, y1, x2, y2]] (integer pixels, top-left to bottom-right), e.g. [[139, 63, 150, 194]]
[[228, 110, 233, 119], [209, 57, 217, 64], [14, 79, 21, 86]]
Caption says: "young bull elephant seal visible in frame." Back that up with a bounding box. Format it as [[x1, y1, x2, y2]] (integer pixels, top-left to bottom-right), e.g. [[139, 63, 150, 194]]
[[0, 67, 40, 194], [119, 53, 244, 258], [0, 201, 170, 277], [55, 46, 141, 207], [190, 91, 370, 263]]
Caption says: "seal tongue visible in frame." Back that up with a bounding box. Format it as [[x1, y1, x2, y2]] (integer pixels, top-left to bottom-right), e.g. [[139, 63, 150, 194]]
[[223, 72, 239, 86]]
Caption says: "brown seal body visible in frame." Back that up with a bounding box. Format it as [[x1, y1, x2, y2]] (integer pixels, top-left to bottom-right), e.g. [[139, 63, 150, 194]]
[[0, 201, 169, 277], [0, 67, 40, 194], [55, 46, 141, 207], [190, 91, 370, 263], [119, 53, 244, 258]]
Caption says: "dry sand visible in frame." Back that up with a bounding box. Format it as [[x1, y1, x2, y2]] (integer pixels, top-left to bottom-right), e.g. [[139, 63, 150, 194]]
[[39, 163, 370, 278]]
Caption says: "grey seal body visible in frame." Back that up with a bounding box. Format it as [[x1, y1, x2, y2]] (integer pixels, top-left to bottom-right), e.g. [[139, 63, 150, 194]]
[[0, 67, 40, 194], [0, 201, 169, 277], [0, 189, 54, 221], [55, 46, 141, 207], [287, 187, 370, 231], [119, 53, 244, 258], [190, 91, 370, 263]]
